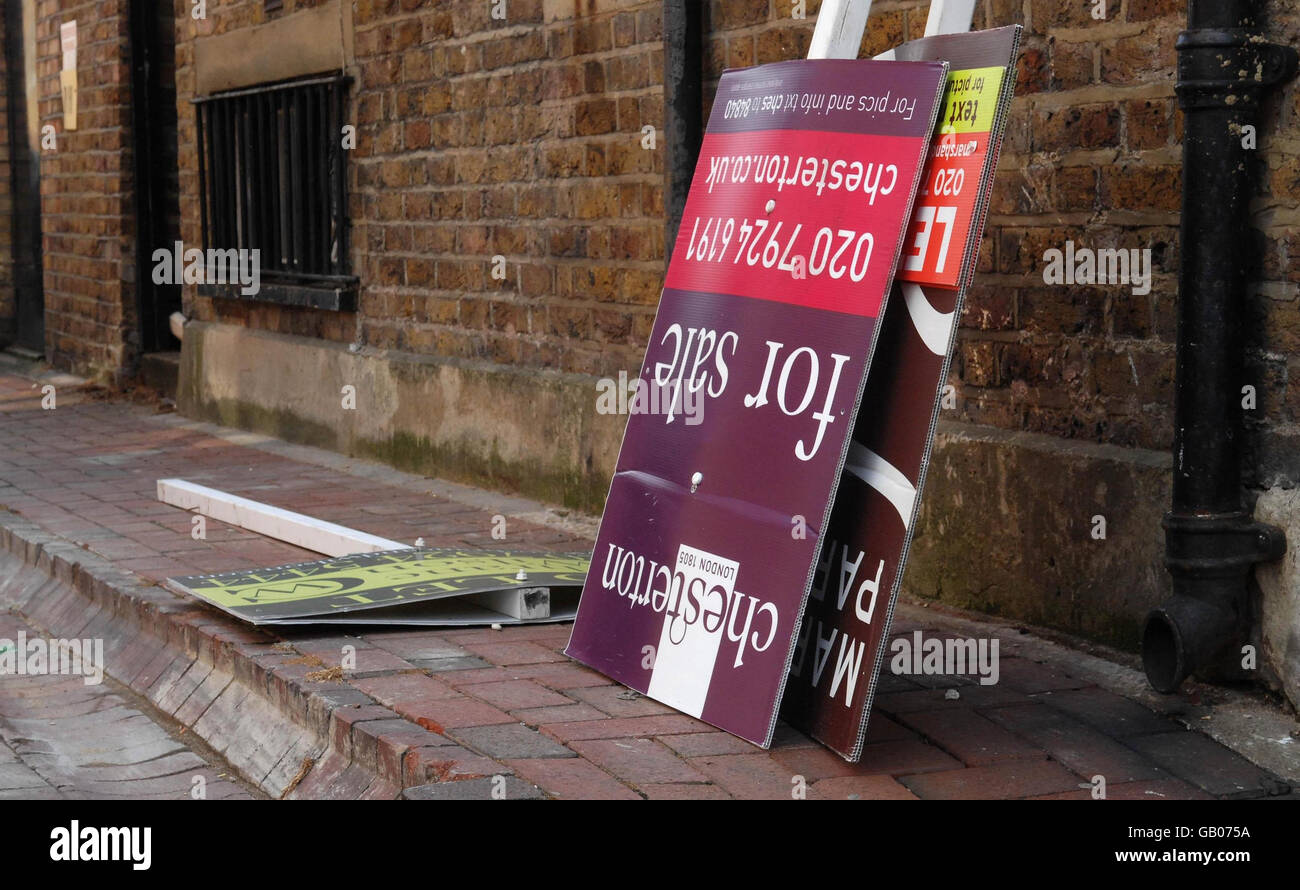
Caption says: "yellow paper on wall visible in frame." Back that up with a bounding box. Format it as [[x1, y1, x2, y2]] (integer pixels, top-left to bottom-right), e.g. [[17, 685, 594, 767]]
[[60, 69, 77, 131]]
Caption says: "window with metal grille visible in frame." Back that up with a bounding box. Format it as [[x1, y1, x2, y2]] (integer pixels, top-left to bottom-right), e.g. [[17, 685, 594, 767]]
[[194, 73, 355, 310]]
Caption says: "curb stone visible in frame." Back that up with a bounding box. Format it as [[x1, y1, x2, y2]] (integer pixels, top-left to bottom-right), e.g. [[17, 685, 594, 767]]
[[0, 510, 522, 799]]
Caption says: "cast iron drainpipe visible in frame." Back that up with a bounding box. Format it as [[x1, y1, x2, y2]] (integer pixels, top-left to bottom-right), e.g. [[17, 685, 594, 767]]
[[663, 0, 703, 263], [1141, 0, 1296, 693]]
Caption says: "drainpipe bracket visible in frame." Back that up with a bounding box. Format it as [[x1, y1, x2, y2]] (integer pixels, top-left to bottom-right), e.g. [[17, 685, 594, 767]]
[[1176, 28, 1298, 111], [1163, 511, 1287, 577]]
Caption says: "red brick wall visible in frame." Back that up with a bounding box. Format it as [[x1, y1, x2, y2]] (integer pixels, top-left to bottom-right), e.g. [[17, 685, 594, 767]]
[[34, 0, 137, 378], [0, 9, 14, 341], [970, 0, 1299, 488], [167, 0, 1299, 485]]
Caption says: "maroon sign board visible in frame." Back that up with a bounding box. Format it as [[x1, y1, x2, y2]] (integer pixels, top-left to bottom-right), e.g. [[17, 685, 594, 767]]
[[781, 26, 1023, 760], [565, 58, 950, 747]]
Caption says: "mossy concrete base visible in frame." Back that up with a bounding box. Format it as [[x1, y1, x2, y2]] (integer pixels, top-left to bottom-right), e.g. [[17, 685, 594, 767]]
[[177, 322, 623, 513], [904, 421, 1173, 652]]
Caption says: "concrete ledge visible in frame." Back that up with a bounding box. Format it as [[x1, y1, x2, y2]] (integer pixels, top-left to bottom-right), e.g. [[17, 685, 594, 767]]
[[904, 421, 1172, 651], [194, 0, 353, 95], [177, 321, 625, 513]]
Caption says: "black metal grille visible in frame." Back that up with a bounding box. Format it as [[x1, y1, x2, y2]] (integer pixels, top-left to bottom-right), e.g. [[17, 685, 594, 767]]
[[195, 74, 353, 306]]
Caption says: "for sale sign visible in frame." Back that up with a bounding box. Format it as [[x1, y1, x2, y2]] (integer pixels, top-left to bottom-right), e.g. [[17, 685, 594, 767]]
[[781, 26, 1022, 760], [566, 58, 949, 746]]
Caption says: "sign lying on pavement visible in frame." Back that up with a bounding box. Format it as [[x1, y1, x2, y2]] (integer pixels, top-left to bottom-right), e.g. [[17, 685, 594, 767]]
[[566, 57, 950, 747], [781, 26, 1023, 759], [167, 549, 590, 626]]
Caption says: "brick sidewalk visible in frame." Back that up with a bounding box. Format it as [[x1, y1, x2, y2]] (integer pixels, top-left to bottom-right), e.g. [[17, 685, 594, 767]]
[[0, 611, 255, 800], [0, 372, 1292, 800]]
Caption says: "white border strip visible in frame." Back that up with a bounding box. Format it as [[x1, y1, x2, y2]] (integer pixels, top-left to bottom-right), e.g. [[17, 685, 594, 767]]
[[156, 478, 410, 557]]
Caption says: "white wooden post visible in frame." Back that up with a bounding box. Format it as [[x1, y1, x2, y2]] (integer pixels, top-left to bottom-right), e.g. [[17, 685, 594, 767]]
[[808, 0, 874, 59], [811, 0, 978, 62], [923, 0, 978, 37], [156, 478, 550, 620]]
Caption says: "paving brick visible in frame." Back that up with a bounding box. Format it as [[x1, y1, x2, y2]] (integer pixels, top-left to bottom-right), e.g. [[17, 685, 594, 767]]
[[348, 648, 418, 677], [540, 714, 708, 743], [658, 731, 760, 758], [358, 777, 403, 800], [414, 655, 493, 672], [451, 723, 576, 759], [874, 684, 1027, 714], [640, 783, 733, 800], [994, 658, 1092, 694], [154, 659, 212, 715], [861, 714, 913, 743], [1124, 731, 1288, 799], [688, 754, 802, 800], [408, 745, 505, 783], [1031, 777, 1214, 801], [853, 738, 965, 776], [512, 702, 608, 726], [506, 661, 611, 689], [349, 672, 459, 712], [130, 647, 182, 693], [364, 632, 467, 661], [273, 634, 370, 664], [505, 757, 641, 800], [1040, 687, 1184, 737], [899, 709, 1044, 766], [982, 703, 1167, 783], [460, 640, 566, 665], [873, 671, 926, 694], [436, 666, 524, 687], [403, 696, 518, 733], [771, 735, 961, 781], [328, 705, 397, 758], [404, 776, 543, 801], [900, 759, 1085, 800], [460, 679, 574, 710], [808, 776, 919, 800], [353, 718, 454, 782], [570, 737, 707, 785], [0, 762, 52, 790], [172, 667, 233, 726], [769, 722, 819, 749], [566, 684, 676, 717]]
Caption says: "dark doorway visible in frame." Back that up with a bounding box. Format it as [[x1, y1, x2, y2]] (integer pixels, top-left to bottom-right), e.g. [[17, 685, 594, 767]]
[[129, 0, 181, 355], [5, 0, 44, 353]]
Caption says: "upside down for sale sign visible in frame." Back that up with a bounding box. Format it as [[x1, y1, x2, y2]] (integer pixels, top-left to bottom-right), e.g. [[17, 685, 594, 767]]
[[566, 59, 949, 746]]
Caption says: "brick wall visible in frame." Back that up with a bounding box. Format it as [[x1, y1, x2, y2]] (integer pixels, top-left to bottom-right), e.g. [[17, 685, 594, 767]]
[[971, 0, 1300, 490], [169, 0, 1298, 487], [34, 0, 136, 378], [0, 9, 14, 341]]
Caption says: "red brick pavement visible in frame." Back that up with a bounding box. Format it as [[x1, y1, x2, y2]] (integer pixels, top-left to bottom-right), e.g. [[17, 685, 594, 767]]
[[0, 373, 1290, 800]]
